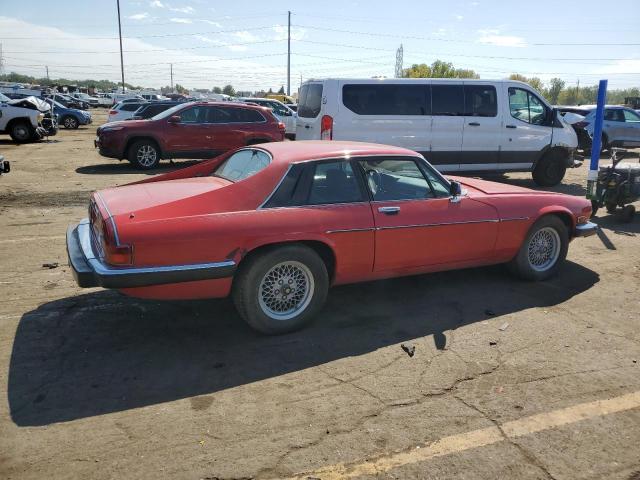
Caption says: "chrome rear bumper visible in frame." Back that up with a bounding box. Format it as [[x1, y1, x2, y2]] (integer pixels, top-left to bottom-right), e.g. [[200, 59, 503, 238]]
[[575, 221, 598, 238]]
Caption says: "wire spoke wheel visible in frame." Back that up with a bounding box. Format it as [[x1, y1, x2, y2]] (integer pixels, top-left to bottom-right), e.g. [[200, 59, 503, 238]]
[[527, 227, 561, 272], [136, 145, 157, 167], [258, 261, 314, 321]]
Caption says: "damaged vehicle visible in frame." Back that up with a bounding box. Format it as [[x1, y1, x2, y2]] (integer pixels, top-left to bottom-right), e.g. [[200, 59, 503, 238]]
[[0, 155, 9, 175], [0, 92, 58, 143], [68, 141, 597, 334]]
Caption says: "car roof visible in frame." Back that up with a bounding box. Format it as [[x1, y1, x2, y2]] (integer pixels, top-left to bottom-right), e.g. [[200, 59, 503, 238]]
[[257, 141, 421, 165]]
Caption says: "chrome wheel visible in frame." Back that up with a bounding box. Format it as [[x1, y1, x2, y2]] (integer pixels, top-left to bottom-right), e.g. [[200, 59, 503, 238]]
[[527, 227, 561, 272], [136, 145, 157, 167], [258, 261, 314, 321], [63, 117, 78, 129]]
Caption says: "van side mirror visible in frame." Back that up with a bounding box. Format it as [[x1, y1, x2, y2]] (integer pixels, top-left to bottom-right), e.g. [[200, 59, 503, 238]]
[[167, 115, 181, 124]]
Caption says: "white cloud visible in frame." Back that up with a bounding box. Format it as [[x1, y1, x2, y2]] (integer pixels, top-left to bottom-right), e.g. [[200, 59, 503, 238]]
[[455, 15, 463, 21], [169, 17, 192, 24], [227, 45, 248, 52], [149, 0, 164, 7], [233, 30, 259, 42], [128, 13, 149, 20], [195, 35, 223, 45], [477, 29, 526, 47], [201, 19, 222, 27], [272, 25, 306, 41], [593, 59, 640, 74], [470, 1, 479, 5], [170, 6, 195, 14], [432, 28, 447, 38]]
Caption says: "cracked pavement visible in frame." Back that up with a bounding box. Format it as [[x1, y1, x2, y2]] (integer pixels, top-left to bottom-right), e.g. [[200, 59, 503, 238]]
[[1, 113, 639, 479]]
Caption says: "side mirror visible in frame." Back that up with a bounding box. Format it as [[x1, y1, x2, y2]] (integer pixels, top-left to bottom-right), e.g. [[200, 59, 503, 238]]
[[167, 115, 181, 124], [449, 180, 462, 197]]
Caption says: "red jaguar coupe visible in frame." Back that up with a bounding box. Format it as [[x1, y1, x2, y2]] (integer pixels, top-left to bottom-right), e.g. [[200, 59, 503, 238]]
[[68, 141, 597, 334]]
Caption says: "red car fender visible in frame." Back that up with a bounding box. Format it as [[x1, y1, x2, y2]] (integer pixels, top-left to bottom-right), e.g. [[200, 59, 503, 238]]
[[536, 205, 576, 232]]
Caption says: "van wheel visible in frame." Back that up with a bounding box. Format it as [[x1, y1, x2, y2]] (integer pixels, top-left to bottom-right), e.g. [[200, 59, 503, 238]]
[[532, 150, 567, 187], [507, 215, 568, 281], [232, 245, 329, 334], [9, 121, 33, 143], [128, 140, 160, 169], [62, 116, 79, 129]]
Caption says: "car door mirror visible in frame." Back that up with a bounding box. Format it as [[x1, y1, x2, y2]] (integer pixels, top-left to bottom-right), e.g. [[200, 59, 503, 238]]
[[167, 115, 181, 124], [449, 180, 462, 197]]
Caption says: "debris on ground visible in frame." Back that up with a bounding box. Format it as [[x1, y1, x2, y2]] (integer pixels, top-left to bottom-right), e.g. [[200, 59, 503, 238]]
[[401, 344, 416, 357], [489, 341, 497, 346], [42, 262, 59, 269], [499, 322, 509, 331]]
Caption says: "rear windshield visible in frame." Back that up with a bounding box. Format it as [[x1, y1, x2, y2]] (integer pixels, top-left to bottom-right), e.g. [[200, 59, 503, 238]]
[[212, 149, 271, 182], [298, 83, 323, 118], [121, 103, 144, 111]]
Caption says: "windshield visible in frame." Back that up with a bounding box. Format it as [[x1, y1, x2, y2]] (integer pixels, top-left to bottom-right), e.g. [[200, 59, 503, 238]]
[[151, 102, 189, 120], [0, 93, 9, 102], [212, 149, 271, 182]]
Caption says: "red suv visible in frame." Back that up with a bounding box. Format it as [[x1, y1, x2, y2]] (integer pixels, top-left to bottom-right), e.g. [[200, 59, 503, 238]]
[[95, 102, 285, 169]]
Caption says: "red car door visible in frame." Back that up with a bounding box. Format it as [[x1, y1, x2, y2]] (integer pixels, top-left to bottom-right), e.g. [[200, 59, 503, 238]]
[[357, 157, 498, 272], [163, 105, 210, 157], [204, 106, 259, 154]]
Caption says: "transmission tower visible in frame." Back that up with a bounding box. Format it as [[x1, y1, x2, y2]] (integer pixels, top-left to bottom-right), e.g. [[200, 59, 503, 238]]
[[395, 44, 403, 78]]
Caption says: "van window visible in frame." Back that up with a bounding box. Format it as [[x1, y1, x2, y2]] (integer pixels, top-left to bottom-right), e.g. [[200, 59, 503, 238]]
[[509, 88, 548, 125], [432, 85, 464, 116], [342, 84, 429, 115], [464, 85, 497, 117], [298, 83, 323, 118]]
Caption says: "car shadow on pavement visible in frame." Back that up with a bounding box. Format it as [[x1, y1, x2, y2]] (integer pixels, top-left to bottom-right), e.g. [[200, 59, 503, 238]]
[[8, 261, 598, 426], [75, 160, 201, 176], [593, 213, 640, 236]]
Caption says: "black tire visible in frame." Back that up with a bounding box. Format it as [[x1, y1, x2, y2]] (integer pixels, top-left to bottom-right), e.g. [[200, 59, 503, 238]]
[[507, 215, 569, 281], [9, 121, 33, 143], [232, 244, 329, 334], [606, 203, 617, 214], [600, 134, 610, 155], [532, 150, 567, 187], [127, 139, 160, 169], [619, 205, 636, 223], [61, 115, 79, 129]]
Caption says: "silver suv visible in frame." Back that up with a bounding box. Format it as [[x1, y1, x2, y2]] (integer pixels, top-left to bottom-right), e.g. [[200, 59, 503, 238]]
[[577, 106, 640, 152]]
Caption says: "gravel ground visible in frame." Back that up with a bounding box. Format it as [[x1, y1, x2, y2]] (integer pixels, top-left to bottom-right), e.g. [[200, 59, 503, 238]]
[[1, 110, 639, 480]]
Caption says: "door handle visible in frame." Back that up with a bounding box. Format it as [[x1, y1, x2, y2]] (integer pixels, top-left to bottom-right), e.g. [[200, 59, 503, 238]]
[[378, 206, 400, 215], [506, 125, 517, 129], [468, 122, 480, 126], [304, 125, 311, 129]]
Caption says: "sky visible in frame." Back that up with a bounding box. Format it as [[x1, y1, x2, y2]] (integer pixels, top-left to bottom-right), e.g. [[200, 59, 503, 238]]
[[1, 0, 639, 93]]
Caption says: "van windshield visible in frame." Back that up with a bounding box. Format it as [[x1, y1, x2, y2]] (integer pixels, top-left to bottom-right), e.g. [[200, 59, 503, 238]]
[[298, 83, 323, 118]]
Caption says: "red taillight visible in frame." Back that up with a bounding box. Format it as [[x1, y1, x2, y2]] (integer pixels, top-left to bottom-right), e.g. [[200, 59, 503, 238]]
[[90, 197, 133, 266], [277, 121, 286, 133], [574, 121, 589, 129], [108, 110, 117, 116], [320, 115, 333, 140]]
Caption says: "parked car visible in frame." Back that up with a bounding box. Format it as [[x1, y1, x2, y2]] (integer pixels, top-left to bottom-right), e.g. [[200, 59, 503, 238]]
[[46, 93, 89, 110], [140, 93, 168, 101], [107, 101, 148, 123], [44, 98, 92, 129], [111, 93, 145, 105], [0, 155, 9, 175], [296, 79, 579, 186], [0, 92, 57, 142], [568, 105, 640, 153], [238, 97, 297, 139], [67, 141, 597, 334], [93, 93, 114, 107], [265, 93, 295, 105], [128, 101, 182, 121], [70, 92, 100, 108], [95, 101, 286, 169]]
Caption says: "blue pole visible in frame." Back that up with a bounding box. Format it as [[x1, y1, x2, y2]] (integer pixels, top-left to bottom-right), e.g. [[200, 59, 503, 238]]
[[587, 79, 607, 199]]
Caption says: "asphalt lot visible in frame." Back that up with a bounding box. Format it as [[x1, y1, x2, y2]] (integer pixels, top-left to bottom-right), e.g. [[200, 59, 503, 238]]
[[1, 110, 639, 480]]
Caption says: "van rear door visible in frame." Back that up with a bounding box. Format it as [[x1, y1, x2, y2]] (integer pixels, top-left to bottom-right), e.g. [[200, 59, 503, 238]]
[[295, 82, 324, 140]]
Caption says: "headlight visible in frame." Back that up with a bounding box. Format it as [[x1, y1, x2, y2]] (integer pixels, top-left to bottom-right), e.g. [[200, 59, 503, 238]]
[[37, 113, 44, 122]]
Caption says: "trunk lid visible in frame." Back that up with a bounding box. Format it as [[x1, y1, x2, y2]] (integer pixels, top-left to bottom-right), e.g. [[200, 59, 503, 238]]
[[450, 176, 553, 196]]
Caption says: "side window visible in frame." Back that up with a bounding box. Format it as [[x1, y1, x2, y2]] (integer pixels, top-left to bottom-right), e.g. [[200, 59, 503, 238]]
[[464, 85, 497, 117], [508, 88, 548, 125], [342, 84, 429, 115], [359, 158, 434, 201], [307, 161, 364, 205], [422, 166, 450, 197], [431, 85, 464, 116], [179, 106, 206, 123], [604, 109, 624, 122], [623, 109, 640, 122]]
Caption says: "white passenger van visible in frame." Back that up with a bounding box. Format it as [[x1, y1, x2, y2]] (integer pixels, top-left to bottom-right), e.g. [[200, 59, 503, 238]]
[[296, 78, 578, 186]]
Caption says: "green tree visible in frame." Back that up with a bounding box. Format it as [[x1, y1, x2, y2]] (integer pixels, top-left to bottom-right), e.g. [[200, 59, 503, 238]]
[[222, 84, 235, 96], [547, 78, 565, 104], [174, 83, 188, 94], [212, 86, 222, 94], [403, 60, 478, 79], [509, 74, 544, 94], [277, 85, 285, 94]]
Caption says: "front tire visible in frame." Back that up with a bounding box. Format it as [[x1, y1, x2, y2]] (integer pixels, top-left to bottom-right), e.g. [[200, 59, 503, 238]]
[[128, 140, 160, 169], [508, 215, 568, 281], [232, 245, 329, 334], [532, 150, 567, 187], [9, 121, 33, 143], [62, 115, 79, 129]]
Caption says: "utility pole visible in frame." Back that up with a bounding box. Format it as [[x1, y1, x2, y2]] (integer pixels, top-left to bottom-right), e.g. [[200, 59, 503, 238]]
[[46, 66, 49, 81], [395, 44, 403, 78], [116, 0, 126, 93], [0, 43, 4, 76], [287, 11, 291, 96], [170, 63, 173, 92]]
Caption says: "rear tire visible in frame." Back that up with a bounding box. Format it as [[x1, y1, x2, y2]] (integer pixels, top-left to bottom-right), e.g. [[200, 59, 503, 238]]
[[9, 121, 33, 143], [128, 140, 160, 169], [532, 150, 567, 187], [232, 245, 329, 334], [508, 215, 568, 281]]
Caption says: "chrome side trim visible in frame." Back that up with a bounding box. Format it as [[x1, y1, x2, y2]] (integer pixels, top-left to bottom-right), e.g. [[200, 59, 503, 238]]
[[326, 227, 375, 234], [376, 219, 499, 231], [501, 216, 530, 222], [95, 191, 121, 245]]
